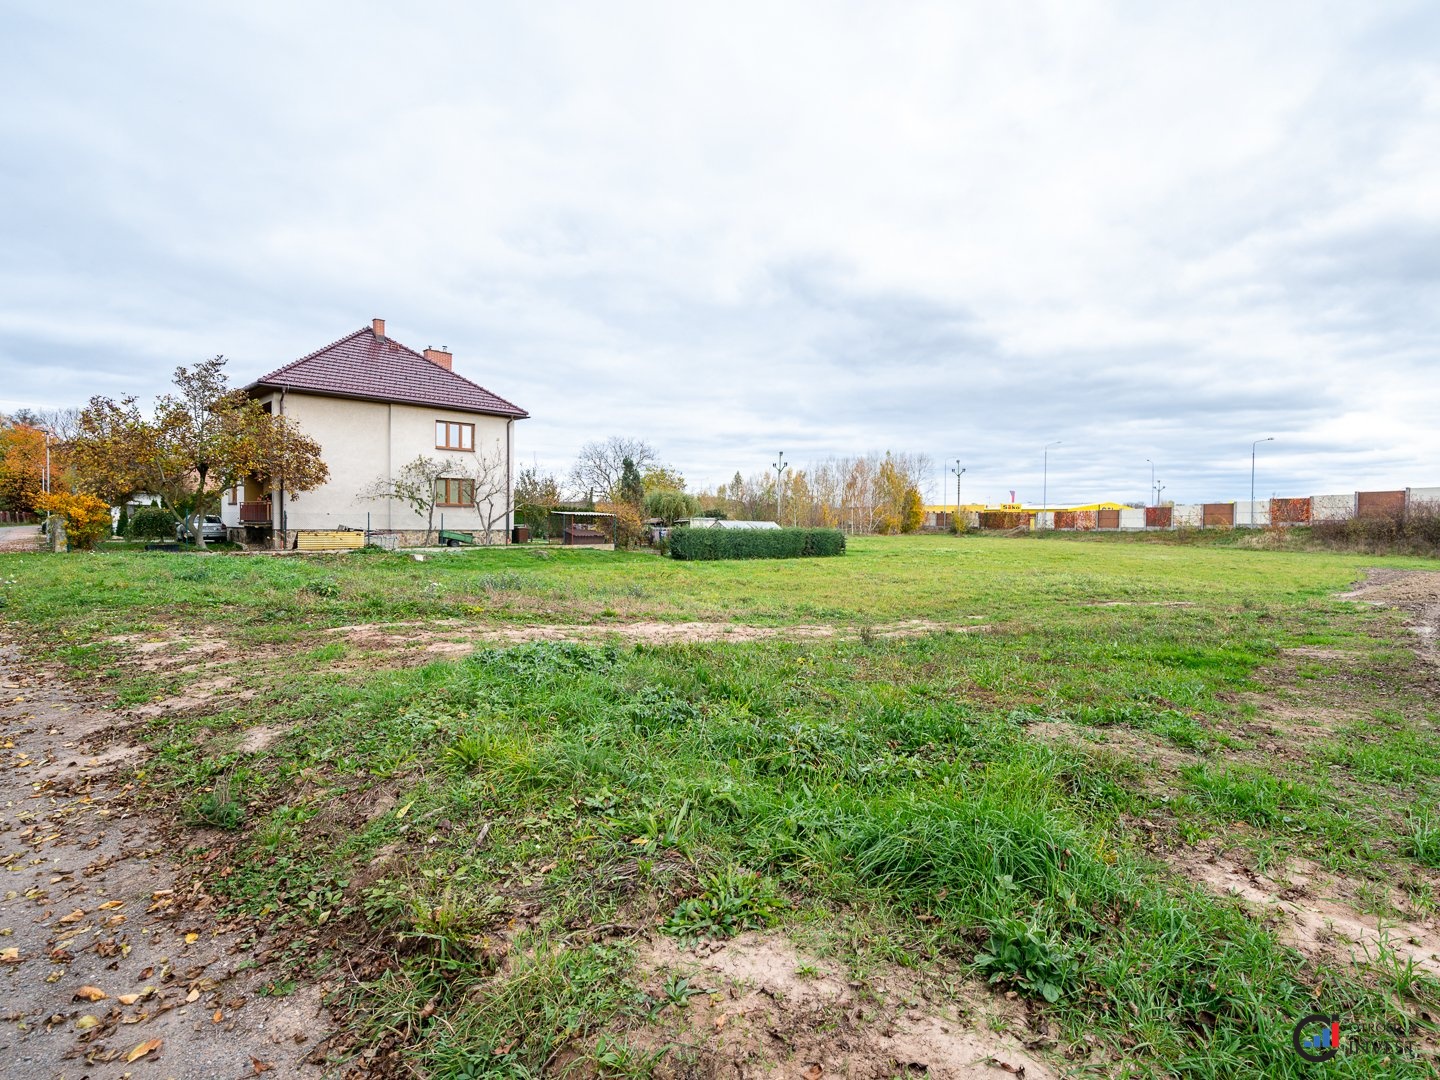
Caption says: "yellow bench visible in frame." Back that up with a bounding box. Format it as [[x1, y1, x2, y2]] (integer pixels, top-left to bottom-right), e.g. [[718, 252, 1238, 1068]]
[[295, 530, 365, 551]]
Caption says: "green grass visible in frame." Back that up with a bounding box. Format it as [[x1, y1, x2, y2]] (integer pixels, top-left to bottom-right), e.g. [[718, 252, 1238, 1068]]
[[2, 534, 1437, 1076]]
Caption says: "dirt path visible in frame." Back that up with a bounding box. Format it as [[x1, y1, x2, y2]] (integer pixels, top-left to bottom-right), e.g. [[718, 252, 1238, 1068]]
[[0, 526, 41, 554], [0, 645, 329, 1079], [1338, 567, 1440, 664]]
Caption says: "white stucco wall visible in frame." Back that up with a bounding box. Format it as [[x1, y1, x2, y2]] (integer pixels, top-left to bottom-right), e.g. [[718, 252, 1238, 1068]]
[[221, 392, 515, 535], [1410, 487, 1440, 505], [1119, 508, 1145, 530]]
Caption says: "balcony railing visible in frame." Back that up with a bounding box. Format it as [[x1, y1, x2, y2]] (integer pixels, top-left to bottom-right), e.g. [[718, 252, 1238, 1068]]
[[239, 501, 272, 525]]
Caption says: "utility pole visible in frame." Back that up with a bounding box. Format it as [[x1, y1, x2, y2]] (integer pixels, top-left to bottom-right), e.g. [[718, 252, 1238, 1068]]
[[1251, 437, 1274, 526], [950, 460, 965, 531], [772, 451, 787, 524], [1042, 441, 1062, 530], [1146, 458, 1155, 506]]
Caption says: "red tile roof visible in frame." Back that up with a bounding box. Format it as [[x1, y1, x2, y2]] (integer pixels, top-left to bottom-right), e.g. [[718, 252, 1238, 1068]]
[[247, 326, 528, 419]]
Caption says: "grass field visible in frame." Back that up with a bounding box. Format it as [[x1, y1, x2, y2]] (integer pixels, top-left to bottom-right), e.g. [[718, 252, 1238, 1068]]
[[2, 535, 1438, 1077]]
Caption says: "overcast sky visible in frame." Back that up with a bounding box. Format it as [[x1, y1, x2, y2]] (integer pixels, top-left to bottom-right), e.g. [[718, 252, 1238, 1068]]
[[2, 1, 1436, 505]]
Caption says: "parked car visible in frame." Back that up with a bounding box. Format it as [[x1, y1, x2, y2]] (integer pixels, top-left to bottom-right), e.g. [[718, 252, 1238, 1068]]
[[176, 515, 227, 543]]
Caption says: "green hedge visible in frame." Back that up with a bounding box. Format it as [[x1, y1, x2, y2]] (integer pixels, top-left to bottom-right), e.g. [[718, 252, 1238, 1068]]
[[668, 526, 846, 561], [128, 505, 175, 540]]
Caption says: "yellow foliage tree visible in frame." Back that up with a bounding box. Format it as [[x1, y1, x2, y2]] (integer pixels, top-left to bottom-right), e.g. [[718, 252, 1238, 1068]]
[[900, 487, 924, 533], [35, 491, 112, 550]]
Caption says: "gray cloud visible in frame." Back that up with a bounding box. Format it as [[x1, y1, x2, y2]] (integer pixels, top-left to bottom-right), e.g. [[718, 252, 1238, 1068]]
[[1, 0, 1436, 506]]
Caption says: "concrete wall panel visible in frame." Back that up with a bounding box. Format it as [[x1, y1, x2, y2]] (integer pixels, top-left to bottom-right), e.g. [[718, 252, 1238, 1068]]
[[1312, 494, 1354, 521], [1173, 504, 1203, 527]]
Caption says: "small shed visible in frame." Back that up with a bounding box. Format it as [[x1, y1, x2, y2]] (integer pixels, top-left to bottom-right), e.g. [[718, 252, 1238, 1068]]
[[548, 510, 617, 547]]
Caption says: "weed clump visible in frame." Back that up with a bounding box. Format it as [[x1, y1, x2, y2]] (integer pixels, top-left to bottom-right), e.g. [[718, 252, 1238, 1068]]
[[664, 868, 787, 939], [975, 917, 1077, 1003], [185, 778, 246, 830]]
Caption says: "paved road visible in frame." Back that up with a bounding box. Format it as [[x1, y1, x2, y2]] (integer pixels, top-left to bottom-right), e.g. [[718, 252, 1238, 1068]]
[[0, 526, 41, 553]]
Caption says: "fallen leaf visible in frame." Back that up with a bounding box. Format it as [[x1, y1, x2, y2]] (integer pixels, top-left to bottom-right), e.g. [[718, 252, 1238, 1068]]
[[74, 1014, 100, 1030], [126, 1038, 163, 1062], [802, 1066, 824, 1080], [97, 900, 124, 910], [186, 988, 200, 1003], [213, 1008, 223, 1023], [184, 932, 198, 944], [117, 993, 140, 1005], [250, 1059, 274, 1075], [56, 909, 86, 925], [0, 947, 20, 963], [395, 801, 414, 819], [74, 986, 107, 1002], [714, 1012, 729, 1031]]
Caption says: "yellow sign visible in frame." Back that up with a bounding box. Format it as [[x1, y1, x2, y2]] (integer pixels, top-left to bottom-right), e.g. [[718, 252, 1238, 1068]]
[[999, 503, 1023, 511]]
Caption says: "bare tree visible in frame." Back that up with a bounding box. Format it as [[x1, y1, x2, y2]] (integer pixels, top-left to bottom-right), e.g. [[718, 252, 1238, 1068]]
[[463, 446, 513, 544], [567, 436, 658, 502]]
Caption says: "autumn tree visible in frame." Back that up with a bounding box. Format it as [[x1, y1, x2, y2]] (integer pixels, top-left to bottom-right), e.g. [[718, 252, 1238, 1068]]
[[640, 465, 686, 495], [514, 466, 562, 537], [900, 487, 925, 533], [0, 422, 51, 514], [66, 357, 329, 548]]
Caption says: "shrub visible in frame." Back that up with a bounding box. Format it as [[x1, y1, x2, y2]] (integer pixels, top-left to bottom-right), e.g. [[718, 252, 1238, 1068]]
[[128, 505, 175, 540], [975, 917, 1077, 1003], [34, 490, 113, 549], [1311, 501, 1440, 556], [668, 526, 845, 561], [596, 501, 645, 549]]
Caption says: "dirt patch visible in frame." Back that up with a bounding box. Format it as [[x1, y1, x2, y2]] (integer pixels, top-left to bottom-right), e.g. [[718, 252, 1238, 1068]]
[[329, 619, 991, 653], [1172, 847, 1440, 977], [1339, 569, 1440, 665], [1280, 646, 1365, 662], [1027, 720, 1201, 779], [235, 724, 291, 754], [627, 932, 1061, 1079], [1338, 568, 1440, 607], [0, 644, 329, 1079]]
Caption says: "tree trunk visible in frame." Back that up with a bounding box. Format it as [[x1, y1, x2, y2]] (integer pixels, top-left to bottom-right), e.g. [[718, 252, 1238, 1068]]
[[195, 466, 209, 551]]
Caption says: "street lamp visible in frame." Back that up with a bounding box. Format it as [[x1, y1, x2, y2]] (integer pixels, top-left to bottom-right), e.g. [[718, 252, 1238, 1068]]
[[772, 451, 788, 524], [1042, 441, 1062, 530], [950, 460, 965, 530], [1251, 437, 1274, 526], [1146, 458, 1155, 506]]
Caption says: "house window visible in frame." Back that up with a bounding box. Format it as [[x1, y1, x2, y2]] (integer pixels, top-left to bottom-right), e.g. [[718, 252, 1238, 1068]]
[[435, 477, 474, 507], [229, 482, 239, 505], [436, 421, 475, 451]]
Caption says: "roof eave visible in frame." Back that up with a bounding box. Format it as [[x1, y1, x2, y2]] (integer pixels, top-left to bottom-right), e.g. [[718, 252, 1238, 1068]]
[[246, 381, 528, 420]]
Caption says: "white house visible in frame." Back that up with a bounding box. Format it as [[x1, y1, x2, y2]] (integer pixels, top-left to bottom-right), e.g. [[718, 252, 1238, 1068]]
[[222, 319, 528, 546]]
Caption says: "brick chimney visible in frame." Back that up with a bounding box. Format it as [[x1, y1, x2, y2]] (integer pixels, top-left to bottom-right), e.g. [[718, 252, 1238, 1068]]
[[372, 317, 385, 340], [423, 346, 453, 371]]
